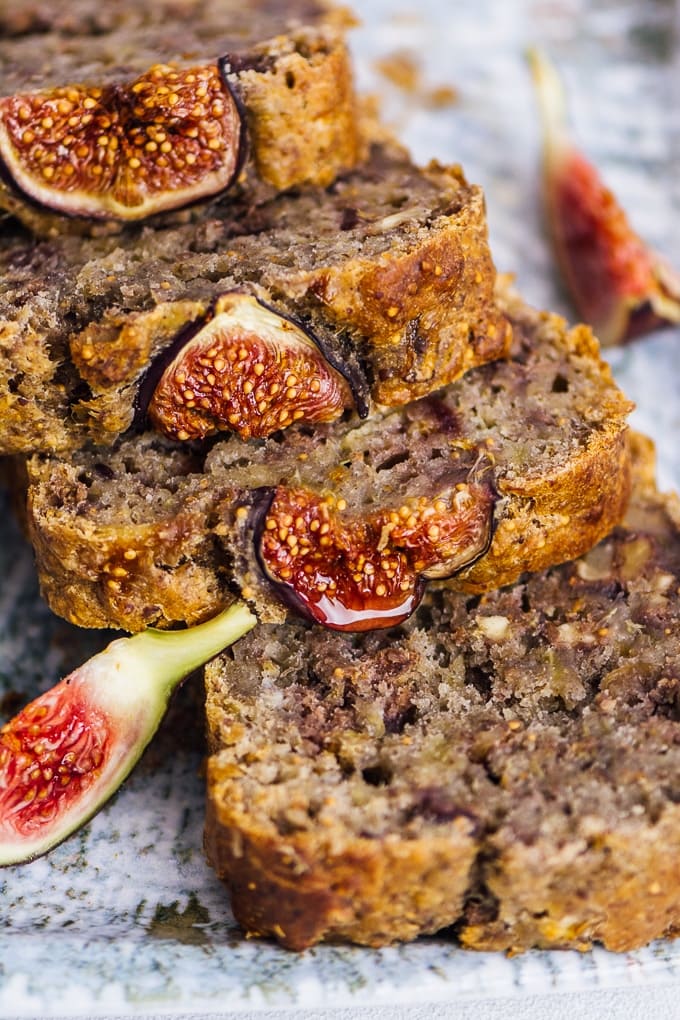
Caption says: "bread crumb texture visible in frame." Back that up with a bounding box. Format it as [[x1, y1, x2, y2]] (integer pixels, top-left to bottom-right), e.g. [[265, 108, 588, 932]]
[[204, 439, 680, 951]]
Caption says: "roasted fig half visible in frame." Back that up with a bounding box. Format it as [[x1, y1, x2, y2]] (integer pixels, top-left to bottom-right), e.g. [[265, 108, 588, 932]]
[[0, 62, 244, 221], [145, 292, 357, 441], [0, 602, 255, 865], [254, 482, 496, 631], [529, 49, 680, 345]]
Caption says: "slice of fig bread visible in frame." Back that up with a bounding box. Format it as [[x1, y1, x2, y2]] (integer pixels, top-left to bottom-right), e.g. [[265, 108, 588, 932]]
[[203, 433, 680, 952], [0, 0, 361, 233], [0, 142, 508, 455], [24, 286, 632, 632]]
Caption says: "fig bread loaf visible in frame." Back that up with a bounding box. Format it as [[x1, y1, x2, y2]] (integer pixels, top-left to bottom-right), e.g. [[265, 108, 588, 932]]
[[0, 142, 509, 455], [0, 0, 362, 234], [24, 285, 632, 633], [203, 433, 680, 952]]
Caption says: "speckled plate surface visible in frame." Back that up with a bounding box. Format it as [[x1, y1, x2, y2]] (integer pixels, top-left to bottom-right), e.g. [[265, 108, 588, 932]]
[[2, 1, 680, 1016]]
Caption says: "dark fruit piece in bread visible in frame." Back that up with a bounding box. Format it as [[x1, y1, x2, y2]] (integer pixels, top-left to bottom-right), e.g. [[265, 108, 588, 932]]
[[23, 286, 632, 632], [0, 143, 507, 455], [0, 0, 361, 232], [204, 433, 680, 952]]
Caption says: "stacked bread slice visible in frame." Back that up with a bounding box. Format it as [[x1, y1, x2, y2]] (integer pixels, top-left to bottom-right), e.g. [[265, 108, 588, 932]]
[[24, 286, 631, 633], [204, 434, 680, 952], [0, 0, 362, 233], [0, 142, 508, 454], [3, 0, 672, 956]]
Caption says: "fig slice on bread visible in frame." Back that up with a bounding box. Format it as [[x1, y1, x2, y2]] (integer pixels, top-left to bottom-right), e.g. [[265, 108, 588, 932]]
[[0, 63, 244, 221], [0, 602, 254, 866], [530, 48, 680, 345], [0, 3, 364, 235], [253, 479, 496, 632], [143, 292, 358, 442]]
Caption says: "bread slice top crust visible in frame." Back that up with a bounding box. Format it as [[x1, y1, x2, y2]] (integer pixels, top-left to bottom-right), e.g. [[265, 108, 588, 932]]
[[0, 0, 361, 233], [0, 142, 507, 455], [24, 286, 632, 632], [203, 433, 680, 952]]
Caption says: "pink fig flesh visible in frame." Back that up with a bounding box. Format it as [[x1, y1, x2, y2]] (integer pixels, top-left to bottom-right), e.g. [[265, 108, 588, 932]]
[[0, 677, 113, 847], [529, 49, 680, 346], [0, 602, 255, 865]]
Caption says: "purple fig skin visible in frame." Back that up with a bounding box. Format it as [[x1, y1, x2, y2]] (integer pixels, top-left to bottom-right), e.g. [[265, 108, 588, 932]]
[[0, 602, 255, 866]]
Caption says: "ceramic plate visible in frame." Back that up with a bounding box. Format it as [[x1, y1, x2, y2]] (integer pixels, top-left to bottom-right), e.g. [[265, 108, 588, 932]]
[[2, 0, 680, 1015]]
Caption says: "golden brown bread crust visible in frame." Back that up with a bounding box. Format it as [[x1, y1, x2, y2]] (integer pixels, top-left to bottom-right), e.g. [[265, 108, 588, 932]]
[[207, 725, 680, 953], [203, 441, 680, 951], [22, 287, 632, 632], [233, 31, 361, 194], [459, 808, 680, 953], [25, 457, 229, 630], [204, 811, 477, 950], [456, 295, 634, 593], [275, 173, 506, 406], [458, 427, 632, 592]]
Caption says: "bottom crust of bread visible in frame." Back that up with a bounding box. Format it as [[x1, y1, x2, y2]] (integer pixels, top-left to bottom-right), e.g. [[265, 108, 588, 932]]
[[204, 434, 680, 952]]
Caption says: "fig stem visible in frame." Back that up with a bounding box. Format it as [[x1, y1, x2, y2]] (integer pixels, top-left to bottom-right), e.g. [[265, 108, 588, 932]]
[[120, 601, 257, 697], [527, 47, 570, 160], [88, 601, 257, 723]]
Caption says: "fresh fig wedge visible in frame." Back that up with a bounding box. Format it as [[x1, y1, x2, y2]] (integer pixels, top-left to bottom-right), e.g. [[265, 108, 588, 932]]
[[0, 62, 243, 221], [529, 49, 680, 345], [145, 292, 356, 441], [0, 602, 255, 866], [254, 482, 496, 632]]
